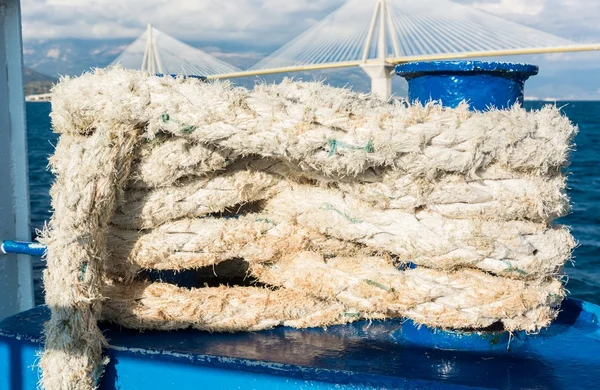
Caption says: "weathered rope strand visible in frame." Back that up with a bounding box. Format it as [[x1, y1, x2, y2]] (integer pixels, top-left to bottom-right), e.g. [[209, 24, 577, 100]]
[[41, 126, 141, 389]]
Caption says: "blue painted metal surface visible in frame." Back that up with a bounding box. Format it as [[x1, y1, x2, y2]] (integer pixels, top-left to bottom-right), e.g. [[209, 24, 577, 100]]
[[0, 240, 46, 257], [395, 61, 538, 110], [1, 299, 599, 389]]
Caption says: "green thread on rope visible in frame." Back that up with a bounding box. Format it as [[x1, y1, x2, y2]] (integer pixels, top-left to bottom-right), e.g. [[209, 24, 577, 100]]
[[327, 139, 337, 157], [503, 260, 527, 275], [364, 279, 391, 292], [180, 124, 198, 134], [161, 113, 197, 133], [321, 203, 362, 223], [80, 262, 88, 282], [343, 312, 361, 318], [255, 217, 276, 225], [328, 139, 374, 156]]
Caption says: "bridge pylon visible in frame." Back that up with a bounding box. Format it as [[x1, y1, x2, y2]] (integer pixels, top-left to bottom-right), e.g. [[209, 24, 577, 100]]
[[141, 24, 164, 74], [360, 63, 395, 101], [359, 0, 400, 100], [110, 24, 241, 77]]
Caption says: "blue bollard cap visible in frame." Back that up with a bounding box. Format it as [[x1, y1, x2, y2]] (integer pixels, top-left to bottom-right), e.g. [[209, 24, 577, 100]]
[[395, 61, 539, 111], [396, 61, 538, 78]]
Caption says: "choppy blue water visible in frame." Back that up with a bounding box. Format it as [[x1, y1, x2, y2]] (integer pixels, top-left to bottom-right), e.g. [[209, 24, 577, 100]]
[[25, 101, 600, 306]]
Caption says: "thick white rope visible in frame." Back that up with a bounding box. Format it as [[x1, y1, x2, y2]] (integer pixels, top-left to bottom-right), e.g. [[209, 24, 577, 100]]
[[43, 69, 576, 390]]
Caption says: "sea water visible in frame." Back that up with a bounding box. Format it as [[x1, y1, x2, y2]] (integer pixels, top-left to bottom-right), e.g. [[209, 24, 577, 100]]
[[25, 101, 600, 306]]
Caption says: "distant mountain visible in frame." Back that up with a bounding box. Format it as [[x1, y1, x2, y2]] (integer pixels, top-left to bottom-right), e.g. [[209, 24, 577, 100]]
[[23, 67, 57, 96], [24, 67, 56, 83], [20, 38, 408, 95], [23, 38, 130, 78], [22, 38, 266, 78], [20, 38, 600, 100], [525, 67, 600, 101]]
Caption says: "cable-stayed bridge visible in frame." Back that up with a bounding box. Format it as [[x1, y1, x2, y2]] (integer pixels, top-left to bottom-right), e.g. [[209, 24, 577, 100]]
[[111, 0, 600, 99], [110, 24, 242, 77]]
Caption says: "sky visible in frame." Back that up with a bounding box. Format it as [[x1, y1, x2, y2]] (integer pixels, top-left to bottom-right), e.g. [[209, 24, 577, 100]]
[[21, 0, 600, 43], [20, 0, 600, 99]]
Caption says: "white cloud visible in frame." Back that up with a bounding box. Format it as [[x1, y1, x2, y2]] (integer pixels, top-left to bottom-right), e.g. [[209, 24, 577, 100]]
[[21, 0, 600, 47], [543, 52, 573, 61], [456, 0, 600, 41], [21, 0, 346, 46]]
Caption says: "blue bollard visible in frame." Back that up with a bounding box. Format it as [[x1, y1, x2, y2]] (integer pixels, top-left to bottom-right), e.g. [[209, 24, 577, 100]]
[[395, 60, 538, 110], [393, 60, 537, 349]]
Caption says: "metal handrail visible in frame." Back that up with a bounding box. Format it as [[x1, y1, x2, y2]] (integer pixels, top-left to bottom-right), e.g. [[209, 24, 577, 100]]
[[0, 240, 46, 256]]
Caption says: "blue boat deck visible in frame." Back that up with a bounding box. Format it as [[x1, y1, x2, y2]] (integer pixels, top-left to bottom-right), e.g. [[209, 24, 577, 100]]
[[1, 298, 599, 389]]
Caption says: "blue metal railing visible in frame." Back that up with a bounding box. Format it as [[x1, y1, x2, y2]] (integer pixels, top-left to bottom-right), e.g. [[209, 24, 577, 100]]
[[0, 241, 46, 257]]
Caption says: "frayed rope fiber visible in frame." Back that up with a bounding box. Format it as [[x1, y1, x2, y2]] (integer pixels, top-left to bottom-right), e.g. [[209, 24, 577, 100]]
[[40, 67, 576, 389]]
